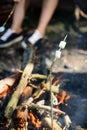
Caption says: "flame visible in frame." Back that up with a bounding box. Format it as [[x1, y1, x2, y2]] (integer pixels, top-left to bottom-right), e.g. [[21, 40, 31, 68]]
[[56, 90, 70, 105], [14, 106, 28, 129], [29, 111, 42, 129], [52, 73, 64, 86]]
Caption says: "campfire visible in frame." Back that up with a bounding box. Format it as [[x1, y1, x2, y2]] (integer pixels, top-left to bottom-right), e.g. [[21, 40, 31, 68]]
[[0, 36, 72, 130]]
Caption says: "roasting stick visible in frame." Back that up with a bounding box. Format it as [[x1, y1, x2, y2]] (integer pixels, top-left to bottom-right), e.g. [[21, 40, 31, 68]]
[[0, 5, 15, 32]]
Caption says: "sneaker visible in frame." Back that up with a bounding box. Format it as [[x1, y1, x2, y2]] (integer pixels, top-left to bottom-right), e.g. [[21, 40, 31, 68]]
[[21, 37, 43, 49], [0, 29, 23, 48]]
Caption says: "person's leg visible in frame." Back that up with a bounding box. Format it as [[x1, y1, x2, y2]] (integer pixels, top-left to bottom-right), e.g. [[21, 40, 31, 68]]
[[37, 0, 59, 37], [11, 0, 29, 33], [0, 0, 30, 48], [27, 0, 59, 46]]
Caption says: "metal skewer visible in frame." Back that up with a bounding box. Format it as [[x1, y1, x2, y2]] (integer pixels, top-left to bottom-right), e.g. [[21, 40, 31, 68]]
[[0, 5, 15, 33]]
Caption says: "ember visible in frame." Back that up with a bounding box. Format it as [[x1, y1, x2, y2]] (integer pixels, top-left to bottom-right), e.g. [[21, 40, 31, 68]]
[[56, 90, 70, 105], [29, 110, 42, 129]]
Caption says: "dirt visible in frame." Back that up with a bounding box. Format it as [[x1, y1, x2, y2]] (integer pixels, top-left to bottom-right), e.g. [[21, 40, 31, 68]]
[[0, 10, 87, 130]]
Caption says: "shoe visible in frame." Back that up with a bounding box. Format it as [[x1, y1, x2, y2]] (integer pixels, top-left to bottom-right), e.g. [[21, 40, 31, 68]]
[[0, 29, 23, 48], [21, 37, 43, 49]]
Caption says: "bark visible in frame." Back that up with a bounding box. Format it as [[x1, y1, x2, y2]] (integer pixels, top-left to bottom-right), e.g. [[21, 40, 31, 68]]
[[29, 104, 65, 115], [0, 73, 21, 99], [42, 117, 62, 130], [40, 81, 60, 93], [5, 62, 34, 119]]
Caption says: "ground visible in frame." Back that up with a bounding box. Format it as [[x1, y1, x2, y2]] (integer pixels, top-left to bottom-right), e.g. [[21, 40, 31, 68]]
[[0, 9, 87, 130]]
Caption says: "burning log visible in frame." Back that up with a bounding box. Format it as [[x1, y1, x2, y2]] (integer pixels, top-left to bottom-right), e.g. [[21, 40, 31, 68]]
[[5, 62, 34, 119], [29, 110, 42, 129], [29, 103, 65, 115], [20, 86, 33, 101], [0, 72, 21, 99], [13, 106, 29, 130], [13, 105, 42, 130], [11, 95, 71, 130], [40, 79, 68, 94], [40, 81, 60, 93], [12, 101, 65, 130], [31, 73, 47, 79], [42, 117, 62, 130], [56, 90, 70, 105]]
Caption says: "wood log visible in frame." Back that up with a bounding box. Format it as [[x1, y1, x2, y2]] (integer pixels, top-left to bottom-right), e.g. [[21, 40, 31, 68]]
[[13, 106, 29, 130], [40, 81, 60, 93], [31, 73, 47, 80], [0, 73, 21, 89], [42, 117, 62, 130], [0, 73, 21, 99], [30, 104, 65, 115], [40, 79, 68, 94], [5, 62, 34, 119]]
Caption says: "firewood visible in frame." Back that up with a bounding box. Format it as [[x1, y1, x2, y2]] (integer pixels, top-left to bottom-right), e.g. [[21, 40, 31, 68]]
[[5, 62, 34, 119], [29, 111, 42, 129], [40, 81, 60, 93], [21, 86, 33, 99], [42, 117, 62, 130], [40, 78, 69, 94], [31, 73, 47, 79], [0, 73, 21, 99], [13, 106, 29, 130], [19, 86, 33, 104], [30, 104, 65, 115]]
